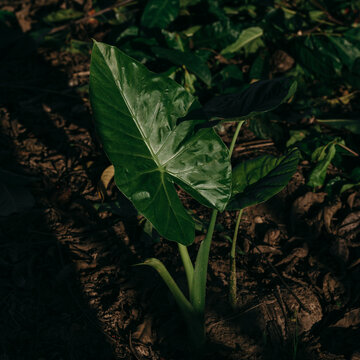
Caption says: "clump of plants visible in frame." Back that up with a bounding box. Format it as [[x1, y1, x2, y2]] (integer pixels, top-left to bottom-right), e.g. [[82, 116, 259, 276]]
[[89, 40, 299, 349]]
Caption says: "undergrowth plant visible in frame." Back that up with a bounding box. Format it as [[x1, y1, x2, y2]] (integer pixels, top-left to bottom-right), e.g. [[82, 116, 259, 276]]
[[89, 40, 299, 349]]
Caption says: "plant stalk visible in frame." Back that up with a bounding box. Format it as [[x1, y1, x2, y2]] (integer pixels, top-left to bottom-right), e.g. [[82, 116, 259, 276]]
[[191, 209, 218, 316], [229, 121, 245, 156], [178, 243, 194, 296], [229, 208, 243, 309]]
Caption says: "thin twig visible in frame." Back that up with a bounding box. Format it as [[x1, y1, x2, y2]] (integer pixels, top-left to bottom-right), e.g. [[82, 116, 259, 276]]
[[337, 143, 359, 157], [235, 140, 274, 152], [310, 0, 344, 25], [48, 0, 136, 35]]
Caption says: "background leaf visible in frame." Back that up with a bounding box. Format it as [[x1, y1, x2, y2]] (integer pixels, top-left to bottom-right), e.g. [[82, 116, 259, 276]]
[[152, 47, 212, 86], [227, 150, 299, 210], [221, 26, 263, 55], [90, 41, 231, 245], [203, 77, 297, 120], [141, 0, 179, 29]]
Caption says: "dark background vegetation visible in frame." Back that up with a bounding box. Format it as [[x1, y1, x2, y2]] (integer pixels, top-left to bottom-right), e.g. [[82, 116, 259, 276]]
[[0, 0, 360, 359]]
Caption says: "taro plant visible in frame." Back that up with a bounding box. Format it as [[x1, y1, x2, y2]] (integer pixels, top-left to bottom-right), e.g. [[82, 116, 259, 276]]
[[89, 40, 298, 348], [226, 150, 299, 308]]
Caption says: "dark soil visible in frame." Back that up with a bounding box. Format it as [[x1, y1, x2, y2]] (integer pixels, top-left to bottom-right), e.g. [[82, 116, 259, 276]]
[[1, 3, 360, 360]]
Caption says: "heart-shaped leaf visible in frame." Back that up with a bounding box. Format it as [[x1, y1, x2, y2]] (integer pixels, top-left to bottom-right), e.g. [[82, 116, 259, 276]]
[[227, 150, 299, 210], [203, 77, 297, 120], [141, 0, 179, 29], [90, 41, 231, 245]]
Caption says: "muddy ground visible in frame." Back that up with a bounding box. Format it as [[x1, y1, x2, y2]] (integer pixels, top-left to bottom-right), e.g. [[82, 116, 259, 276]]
[[1, 3, 360, 360]]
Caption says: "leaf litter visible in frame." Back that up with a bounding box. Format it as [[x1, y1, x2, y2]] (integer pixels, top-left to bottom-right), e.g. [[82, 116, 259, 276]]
[[0, 0, 359, 359]]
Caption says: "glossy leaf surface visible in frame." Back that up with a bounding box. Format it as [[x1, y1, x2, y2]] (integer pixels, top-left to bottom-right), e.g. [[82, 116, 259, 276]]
[[90, 41, 231, 245], [227, 150, 299, 210], [141, 0, 179, 29], [203, 77, 297, 120]]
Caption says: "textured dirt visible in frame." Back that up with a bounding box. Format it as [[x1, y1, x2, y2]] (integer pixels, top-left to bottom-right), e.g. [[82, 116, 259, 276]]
[[1, 3, 360, 360]]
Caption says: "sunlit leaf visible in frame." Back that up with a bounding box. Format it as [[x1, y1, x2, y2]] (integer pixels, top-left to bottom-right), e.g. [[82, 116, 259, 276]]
[[90, 41, 231, 245]]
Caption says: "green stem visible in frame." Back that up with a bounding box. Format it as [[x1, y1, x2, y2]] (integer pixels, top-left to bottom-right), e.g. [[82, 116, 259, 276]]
[[191, 209, 218, 316], [137, 258, 194, 315], [138, 258, 204, 349], [229, 120, 245, 156], [229, 208, 243, 309], [178, 243, 194, 296]]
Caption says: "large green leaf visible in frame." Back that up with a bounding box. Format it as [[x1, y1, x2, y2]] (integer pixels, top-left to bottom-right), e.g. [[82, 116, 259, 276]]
[[90, 41, 231, 245], [141, 0, 179, 29], [152, 47, 211, 86], [227, 150, 299, 210], [203, 77, 297, 120], [221, 26, 263, 55]]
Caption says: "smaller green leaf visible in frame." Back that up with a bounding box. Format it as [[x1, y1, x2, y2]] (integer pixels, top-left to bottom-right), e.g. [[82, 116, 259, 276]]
[[141, 0, 179, 29], [203, 77, 297, 120], [221, 27, 263, 55], [307, 143, 337, 189], [152, 47, 211, 86], [317, 118, 360, 135], [286, 129, 309, 147], [227, 150, 299, 210]]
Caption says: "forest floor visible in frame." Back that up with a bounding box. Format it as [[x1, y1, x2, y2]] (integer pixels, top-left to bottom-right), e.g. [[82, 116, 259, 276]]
[[1, 1, 360, 359]]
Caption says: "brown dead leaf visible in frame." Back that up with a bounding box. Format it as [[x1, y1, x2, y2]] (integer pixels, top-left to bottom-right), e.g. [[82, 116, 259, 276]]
[[270, 50, 295, 73], [132, 316, 154, 344], [338, 211, 360, 240], [251, 245, 282, 255], [292, 192, 327, 216], [291, 192, 326, 232], [15, 4, 32, 32], [347, 192, 359, 209], [97, 165, 115, 201], [332, 308, 360, 328], [322, 273, 346, 303], [330, 238, 349, 263], [322, 198, 342, 233], [263, 228, 281, 246]]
